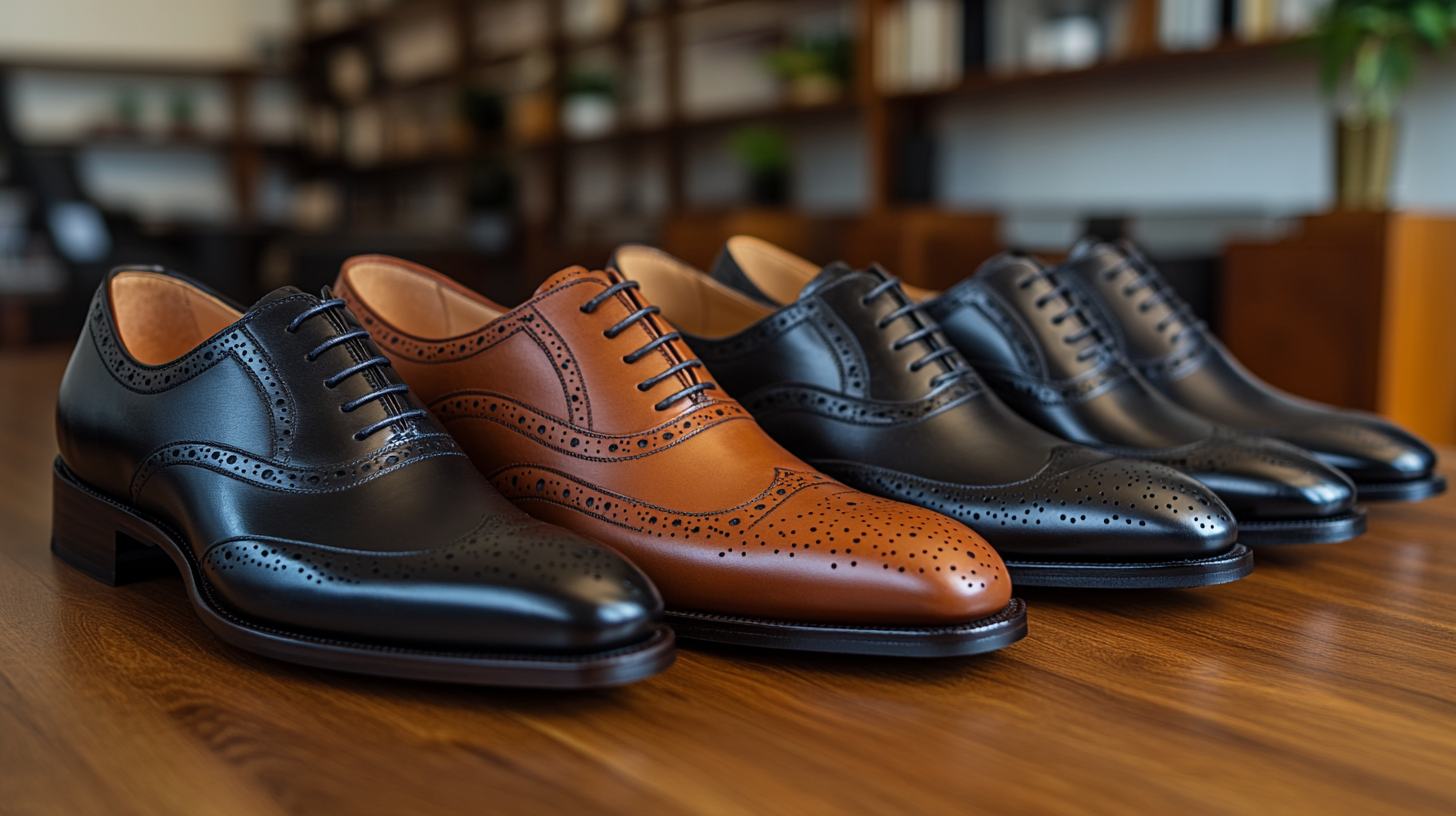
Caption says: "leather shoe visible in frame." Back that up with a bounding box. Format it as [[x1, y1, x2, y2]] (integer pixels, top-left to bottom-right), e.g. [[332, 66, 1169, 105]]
[[334, 255, 1027, 656], [53, 266, 673, 688], [610, 238, 1254, 589], [922, 252, 1367, 545], [1059, 239, 1445, 503]]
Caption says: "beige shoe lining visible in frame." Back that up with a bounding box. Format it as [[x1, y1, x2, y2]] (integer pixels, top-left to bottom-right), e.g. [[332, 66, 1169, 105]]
[[346, 259, 501, 340], [109, 272, 241, 365], [723, 235, 820, 305], [612, 245, 774, 339]]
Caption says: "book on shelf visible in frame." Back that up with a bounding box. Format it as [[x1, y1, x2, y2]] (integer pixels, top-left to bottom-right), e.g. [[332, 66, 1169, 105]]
[[1157, 0, 1329, 50], [877, 0, 962, 93], [378, 7, 460, 85], [475, 0, 552, 58]]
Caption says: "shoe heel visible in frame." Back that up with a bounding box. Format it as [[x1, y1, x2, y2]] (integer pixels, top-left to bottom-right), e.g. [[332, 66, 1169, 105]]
[[51, 459, 176, 586]]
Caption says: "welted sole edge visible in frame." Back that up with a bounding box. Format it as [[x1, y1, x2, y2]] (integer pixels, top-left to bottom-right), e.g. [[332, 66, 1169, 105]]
[[1004, 543, 1254, 589], [664, 599, 1027, 658]]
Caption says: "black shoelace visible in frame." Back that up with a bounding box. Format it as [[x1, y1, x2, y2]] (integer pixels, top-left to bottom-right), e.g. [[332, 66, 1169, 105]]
[[1016, 265, 1114, 363], [860, 274, 975, 389], [580, 280, 718, 412], [1099, 246, 1206, 348], [287, 296, 428, 441]]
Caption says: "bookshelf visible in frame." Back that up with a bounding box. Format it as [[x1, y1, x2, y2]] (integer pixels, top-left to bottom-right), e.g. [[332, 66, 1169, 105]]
[[291, 0, 1318, 281]]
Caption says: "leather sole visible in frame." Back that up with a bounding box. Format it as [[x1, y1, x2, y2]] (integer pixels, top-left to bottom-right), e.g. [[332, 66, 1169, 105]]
[[1355, 474, 1447, 503], [1235, 507, 1368, 545], [1003, 543, 1253, 589], [663, 599, 1027, 657], [49, 459, 675, 689]]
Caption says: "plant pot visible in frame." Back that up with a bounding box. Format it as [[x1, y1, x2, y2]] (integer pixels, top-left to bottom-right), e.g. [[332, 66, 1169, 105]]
[[749, 172, 788, 206], [789, 75, 841, 107], [1335, 117, 1397, 211], [561, 94, 617, 140]]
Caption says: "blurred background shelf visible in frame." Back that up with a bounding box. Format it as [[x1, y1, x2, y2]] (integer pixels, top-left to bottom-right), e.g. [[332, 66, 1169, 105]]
[[2, 0, 1455, 438]]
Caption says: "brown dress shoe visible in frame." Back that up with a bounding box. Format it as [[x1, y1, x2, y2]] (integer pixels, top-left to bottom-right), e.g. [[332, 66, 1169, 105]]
[[334, 255, 1026, 656]]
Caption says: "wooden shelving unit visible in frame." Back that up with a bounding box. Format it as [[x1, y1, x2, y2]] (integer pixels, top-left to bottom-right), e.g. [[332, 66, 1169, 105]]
[[293, 0, 1307, 280]]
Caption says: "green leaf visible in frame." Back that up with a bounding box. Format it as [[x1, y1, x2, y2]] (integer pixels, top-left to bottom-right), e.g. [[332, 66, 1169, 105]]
[[1412, 1, 1452, 46]]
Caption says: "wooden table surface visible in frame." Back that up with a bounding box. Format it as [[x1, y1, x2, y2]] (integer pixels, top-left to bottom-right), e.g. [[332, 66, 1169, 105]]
[[3, 347, 1454, 816]]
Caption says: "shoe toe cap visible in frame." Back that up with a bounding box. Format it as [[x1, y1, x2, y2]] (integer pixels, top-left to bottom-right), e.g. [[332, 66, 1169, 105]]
[[1165, 433, 1357, 521], [201, 514, 663, 652], [734, 484, 1013, 626], [1283, 416, 1438, 483]]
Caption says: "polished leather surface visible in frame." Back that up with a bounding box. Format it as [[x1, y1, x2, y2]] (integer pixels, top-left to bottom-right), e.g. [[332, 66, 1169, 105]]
[[1061, 240, 1440, 485], [614, 243, 1241, 561], [56, 268, 661, 651], [925, 254, 1359, 522], [335, 255, 1011, 626]]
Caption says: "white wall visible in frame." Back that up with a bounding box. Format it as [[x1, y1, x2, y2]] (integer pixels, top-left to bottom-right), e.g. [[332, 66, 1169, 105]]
[[932, 53, 1456, 248], [0, 0, 292, 66]]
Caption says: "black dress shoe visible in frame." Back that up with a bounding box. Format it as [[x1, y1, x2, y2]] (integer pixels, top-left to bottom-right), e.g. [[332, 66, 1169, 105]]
[[1059, 239, 1445, 503], [52, 266, 673, 688], [609, 240, 1254, 589], [920, 252, 1367, 545]]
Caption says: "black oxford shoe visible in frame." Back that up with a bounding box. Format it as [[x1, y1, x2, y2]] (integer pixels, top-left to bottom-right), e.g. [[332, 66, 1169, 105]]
[[922, 253, 1367, 545], [52, 266, 673, 688], [610, 240, 1254, 589], [1059, 239, 1445, 503]]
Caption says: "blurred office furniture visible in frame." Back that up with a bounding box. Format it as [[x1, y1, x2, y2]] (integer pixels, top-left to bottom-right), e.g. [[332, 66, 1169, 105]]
[[1224, 212, 1456, 445]]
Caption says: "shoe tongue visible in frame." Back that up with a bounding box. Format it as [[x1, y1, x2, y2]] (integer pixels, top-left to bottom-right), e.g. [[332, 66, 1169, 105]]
[[1067, 236, 1128, 268], [798, 260, 883, 300], [244, 285, 312, 315], [535, 265, 618, 297], [971, 252, 1044, 287]]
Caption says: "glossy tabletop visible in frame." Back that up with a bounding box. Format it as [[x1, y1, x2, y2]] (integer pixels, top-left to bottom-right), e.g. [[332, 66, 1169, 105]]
[[1, 348, 1452, 816]]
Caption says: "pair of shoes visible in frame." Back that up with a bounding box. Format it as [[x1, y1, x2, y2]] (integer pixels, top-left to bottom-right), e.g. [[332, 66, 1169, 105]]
[[1057, 239, 1445, 503], [52, 263, 1025, 689]]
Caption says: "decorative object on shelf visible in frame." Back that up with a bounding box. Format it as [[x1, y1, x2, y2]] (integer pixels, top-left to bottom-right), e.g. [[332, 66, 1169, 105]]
[[563, 0, 627, 43], [1310, 0, 1456, 209], [109, 87, 142, 138], [560, 69, 618, 140], [327, 45, 373, 104], [166, 87, 197, 140], [730, 124, 790, 206], [766, 33, 853, 106], [1025, 2, 1103, 71]]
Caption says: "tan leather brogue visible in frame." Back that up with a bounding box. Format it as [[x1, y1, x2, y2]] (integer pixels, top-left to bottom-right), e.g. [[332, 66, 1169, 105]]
[[334, 255, 1026, 656]]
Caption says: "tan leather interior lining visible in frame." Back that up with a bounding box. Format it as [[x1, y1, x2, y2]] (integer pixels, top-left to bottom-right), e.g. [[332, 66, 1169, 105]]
[[110, 272, 241, 365], [727, 234, 942, 303], [346, 259, 501, 339], [724, 235, 820, 305], [612, 245, 774, 339]]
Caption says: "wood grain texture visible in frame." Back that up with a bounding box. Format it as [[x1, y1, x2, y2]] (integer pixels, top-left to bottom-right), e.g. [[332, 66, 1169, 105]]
[[1223, 212, 1456, 444], [3, 347, 1455, 816]]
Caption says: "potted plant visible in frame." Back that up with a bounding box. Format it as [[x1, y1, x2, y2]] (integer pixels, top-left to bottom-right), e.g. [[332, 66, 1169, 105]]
[[766, 34, 853, 107], [730, 125, 791, 206], [560, 69, 617, 140], [1310, 0, 1455, 209]]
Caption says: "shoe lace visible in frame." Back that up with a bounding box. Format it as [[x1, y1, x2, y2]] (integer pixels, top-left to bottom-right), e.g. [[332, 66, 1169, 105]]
[[1098, 245, 1207, 349], [1016, 264, 1115, 364], [287, 294, 428, 441], [579, 280, 719, 412], [860, 273, 975, 389]]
